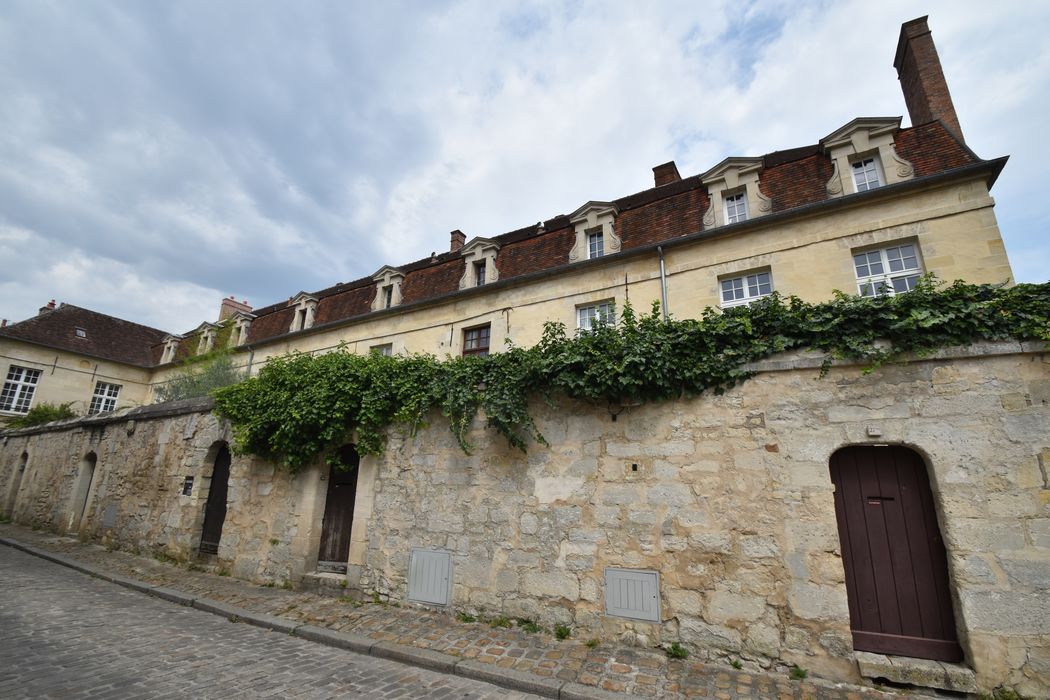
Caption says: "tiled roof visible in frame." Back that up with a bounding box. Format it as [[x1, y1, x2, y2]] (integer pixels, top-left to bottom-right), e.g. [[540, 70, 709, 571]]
[[0, 304, 170, 367], [894, 120, 977, 176], [182, 121, 1001, 355]]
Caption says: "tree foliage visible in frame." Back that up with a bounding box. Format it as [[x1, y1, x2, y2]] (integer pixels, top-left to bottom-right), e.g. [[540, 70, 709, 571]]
[[213, 279, 1050, 472], [155, 351, 245, 402], [6, 402, 77, 428]]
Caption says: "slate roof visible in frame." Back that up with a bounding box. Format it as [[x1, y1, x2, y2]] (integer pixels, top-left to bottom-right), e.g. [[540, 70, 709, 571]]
[[0, 304, 170, 367]]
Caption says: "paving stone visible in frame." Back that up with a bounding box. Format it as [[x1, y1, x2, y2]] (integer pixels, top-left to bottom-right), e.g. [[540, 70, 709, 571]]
[[0, 524, 921, 699]]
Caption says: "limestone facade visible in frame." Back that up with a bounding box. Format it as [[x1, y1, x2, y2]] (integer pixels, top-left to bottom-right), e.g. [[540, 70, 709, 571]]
[[2, 344, 1047, 695]]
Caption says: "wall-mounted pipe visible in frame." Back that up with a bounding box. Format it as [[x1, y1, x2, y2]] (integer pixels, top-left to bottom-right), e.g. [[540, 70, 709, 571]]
[[656, 246, 669, 321]]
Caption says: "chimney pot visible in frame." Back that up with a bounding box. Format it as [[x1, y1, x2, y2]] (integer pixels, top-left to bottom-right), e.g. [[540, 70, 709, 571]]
[[219, 296, 253, 321], [1, 319, 7, 328], [450, 229, 466, 252], [894, 16, 964, 142], [38, 300, 57, 315], [653, 161, 682, 187]]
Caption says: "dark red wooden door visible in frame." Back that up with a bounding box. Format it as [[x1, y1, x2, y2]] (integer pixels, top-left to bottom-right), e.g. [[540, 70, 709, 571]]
[[317, 446, 359, 573], [830, 446, 962, 662], [199, 445, 231, 555]]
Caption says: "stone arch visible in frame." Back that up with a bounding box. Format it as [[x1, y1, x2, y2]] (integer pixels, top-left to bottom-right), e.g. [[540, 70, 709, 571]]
[[199, 440, 232, 556]]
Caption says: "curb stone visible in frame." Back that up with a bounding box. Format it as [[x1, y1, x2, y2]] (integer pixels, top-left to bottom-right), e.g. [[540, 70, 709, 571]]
[[151, 586, 197, 606], [371, 641, 458, 674], [293, 624, 375, 655], [454, 659, 563, 698], [194, 597, 301, 634]]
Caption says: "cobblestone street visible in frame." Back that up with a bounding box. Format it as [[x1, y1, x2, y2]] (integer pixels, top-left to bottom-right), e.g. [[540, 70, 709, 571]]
[[0, 545, 537, 699], [0, 524, 909, 699]]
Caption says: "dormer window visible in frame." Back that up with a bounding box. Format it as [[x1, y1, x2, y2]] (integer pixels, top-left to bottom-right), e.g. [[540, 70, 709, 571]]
[[74, 327, 87, 338], [568, 202, 620, 263], [701, 158, 771, 229], [457, 238, 500, 290], [851, 157, 883, 192], [160, 336, 182, 364], [821, 118, 914, 197], [724, 192, 749, 224], [587, 229, 604, 259], [370, 266, 406, 311], [194, 323, 219, 354], [288, 293, 318, 332], [230, 312, 254, 347]]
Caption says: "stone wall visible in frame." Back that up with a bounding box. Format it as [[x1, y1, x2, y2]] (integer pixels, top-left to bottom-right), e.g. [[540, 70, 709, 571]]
[[1, 344, 1047, 694]]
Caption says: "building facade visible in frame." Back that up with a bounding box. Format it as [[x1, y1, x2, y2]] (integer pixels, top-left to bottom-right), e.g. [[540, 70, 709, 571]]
[[2, 17, 1046, 696]]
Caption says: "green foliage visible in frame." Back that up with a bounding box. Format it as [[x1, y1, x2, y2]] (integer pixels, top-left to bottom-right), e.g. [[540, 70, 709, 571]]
[[155, 351, 244, 403], [730, 659, 743, 669], [516, 618, 542, 633], [789, 665, 808, 680], [585, 638, 600, 649], [6, 402, 77, 428], [978, 687, 1028, 700], [489, 616, 512, 628], [554, 624, 571, 640], [456, 612, 477, 623], [212, 280, 1050, 471], [666, 642, 689, 659]]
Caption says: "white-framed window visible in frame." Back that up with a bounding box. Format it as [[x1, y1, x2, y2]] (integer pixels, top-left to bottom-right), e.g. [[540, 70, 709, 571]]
[[89, 381, 121, 415], [720, 271, 773, 308], [724, 192, 748, 224], [75, 327, 87, 338], [370, 343, 393, 357], [474, 261, 487, 286], [587, 229, 605, 259], [851, 157, 882, 192], [853, 243, 923, 297], [1, 366, 42, 414], [577, 301, 615, 331]]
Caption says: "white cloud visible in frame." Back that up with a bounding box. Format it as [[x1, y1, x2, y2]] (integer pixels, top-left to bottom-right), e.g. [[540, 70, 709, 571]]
[[0, 0, 1045, 330]]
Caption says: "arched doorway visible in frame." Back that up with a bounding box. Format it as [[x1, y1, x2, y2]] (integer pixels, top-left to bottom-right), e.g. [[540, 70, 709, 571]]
[[317, 445, 359, 574], [830, 445, 962, 662], [199, 444, 231, 555], [70, 452, 98, 531]]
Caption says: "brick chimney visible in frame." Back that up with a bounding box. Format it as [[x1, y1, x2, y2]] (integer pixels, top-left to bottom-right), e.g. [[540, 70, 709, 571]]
[[1, 319, 7, 328], [219, 295, 253, 321], [653, 161, 682, 187], [450, 229, 466, 252], [38, 299, 57, 315], [894, 16, 964, 143]]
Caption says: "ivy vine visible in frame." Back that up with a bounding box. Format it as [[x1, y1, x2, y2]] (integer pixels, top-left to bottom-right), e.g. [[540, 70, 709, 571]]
[[212, 279, 1050, 472]]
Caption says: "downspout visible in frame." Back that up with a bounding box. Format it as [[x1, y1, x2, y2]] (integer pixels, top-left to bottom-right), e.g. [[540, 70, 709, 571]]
[[656, 246, 669, 321]]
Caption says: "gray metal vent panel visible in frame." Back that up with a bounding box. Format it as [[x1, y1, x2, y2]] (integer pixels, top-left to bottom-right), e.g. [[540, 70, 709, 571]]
[[407, 548, 452, 606], [604, 567, 661, 622]]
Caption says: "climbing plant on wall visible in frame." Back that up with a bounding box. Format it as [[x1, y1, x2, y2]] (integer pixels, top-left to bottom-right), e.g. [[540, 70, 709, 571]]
[[212, 279, 1050, 472]]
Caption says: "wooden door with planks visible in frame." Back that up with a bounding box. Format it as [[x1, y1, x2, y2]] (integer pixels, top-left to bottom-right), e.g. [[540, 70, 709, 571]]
[[830, 445, 962, 662], [317, 445, 359, 573]]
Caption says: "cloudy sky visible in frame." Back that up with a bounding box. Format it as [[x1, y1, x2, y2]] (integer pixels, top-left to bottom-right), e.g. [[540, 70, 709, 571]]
[[1, 1, 1046, 332]]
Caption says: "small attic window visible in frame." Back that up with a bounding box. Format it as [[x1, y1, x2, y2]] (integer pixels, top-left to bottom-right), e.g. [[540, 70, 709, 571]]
[[74, 328, 87, 338]]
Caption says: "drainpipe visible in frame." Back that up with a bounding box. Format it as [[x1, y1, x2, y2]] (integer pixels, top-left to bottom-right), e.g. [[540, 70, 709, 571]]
[[656, 246, 669, 321]]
